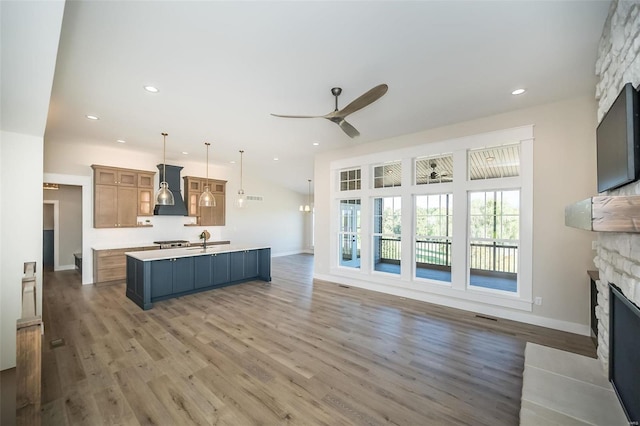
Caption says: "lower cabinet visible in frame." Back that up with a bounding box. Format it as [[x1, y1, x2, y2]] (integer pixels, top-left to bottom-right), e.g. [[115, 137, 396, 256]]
[[230, 250, 258, 281], [150, 257, 194, 298], [126, 248, 271, 310]]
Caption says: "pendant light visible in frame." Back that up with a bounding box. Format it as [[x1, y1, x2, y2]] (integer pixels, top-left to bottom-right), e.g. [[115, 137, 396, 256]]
[[155, 132, 175, 205], [300, 179, 312, 212], [198, 142, 216, 207], [235, 150, 246, 209]]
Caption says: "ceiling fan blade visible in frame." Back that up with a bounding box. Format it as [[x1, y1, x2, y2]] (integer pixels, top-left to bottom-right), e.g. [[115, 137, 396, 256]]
[[338, 120, 360, 138], [336, 84, 388, 118], [270, 113, 323, 119]]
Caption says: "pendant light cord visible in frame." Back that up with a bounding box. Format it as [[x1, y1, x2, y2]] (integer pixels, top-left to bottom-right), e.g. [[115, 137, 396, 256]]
[[239, 150, 244, 193], [162, 132, 168, 183], [205, 142, 210, 187]]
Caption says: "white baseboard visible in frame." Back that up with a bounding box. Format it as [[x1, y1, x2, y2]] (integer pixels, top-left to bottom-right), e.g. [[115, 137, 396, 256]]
[[272, 250, 305, 258], [313, 273, 590, 336], [55, 264, 76, 271]]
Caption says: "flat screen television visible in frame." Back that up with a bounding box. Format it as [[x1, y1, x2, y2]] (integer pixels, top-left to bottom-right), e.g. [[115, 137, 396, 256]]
[[596, 82, 640, 193]]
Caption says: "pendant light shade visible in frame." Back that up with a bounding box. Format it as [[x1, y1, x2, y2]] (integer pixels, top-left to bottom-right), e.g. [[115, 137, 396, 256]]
[[155, 132, 175, 206], [299, 179, 312, 212], [199, 142, 216, 207], [236, 150, 247, 209]]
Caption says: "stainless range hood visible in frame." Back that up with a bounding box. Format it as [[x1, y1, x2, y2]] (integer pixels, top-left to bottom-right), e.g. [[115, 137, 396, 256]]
[[154, 164, 188, 216]]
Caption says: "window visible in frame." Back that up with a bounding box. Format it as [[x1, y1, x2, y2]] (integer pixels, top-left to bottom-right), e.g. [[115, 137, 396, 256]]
[[340, 169, 361, 191], [373, 196, 401, 274], [373, 162, 401, 188], [469, 190, 519, 292], [416, 154, 453, 184], [415, 194, 452, 282], [468, 144, 520, 180], [339, 199, 361, 268]]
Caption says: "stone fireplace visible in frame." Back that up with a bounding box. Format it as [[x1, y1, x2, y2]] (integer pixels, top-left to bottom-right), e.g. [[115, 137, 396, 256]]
[[593, 0, 640, 372]]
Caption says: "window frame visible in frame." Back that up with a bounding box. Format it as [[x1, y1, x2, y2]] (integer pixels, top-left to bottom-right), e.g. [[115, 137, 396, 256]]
[[328, 126, 533, 312]]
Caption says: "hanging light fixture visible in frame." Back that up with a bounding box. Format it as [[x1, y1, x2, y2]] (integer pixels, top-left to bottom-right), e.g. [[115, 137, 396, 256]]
[[235, 150, 246, 209], [199, 142, 216, 207], [300, 179, 312, 212], [155, 132, 175, 205]]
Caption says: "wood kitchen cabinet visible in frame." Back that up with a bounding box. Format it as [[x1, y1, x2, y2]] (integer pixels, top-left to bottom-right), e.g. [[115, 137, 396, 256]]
[[93, 245, 158, 285], [183, 176, 226, 226], [92, 165, 156, 227]]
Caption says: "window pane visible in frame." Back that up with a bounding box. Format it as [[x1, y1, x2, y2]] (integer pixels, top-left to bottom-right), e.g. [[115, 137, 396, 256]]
[[468, 190, 519, 293], [339, 199, 361, 268], [373, 162, 402, 188], [373, 197, 401, 274], [415, 194, 452, 282], [339, 168, 361, 191], [469, 144, 520, 180], [416, 154, 453, 185]]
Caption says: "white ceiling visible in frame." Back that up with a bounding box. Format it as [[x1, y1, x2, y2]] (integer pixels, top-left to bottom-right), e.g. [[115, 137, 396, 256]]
[[44, 1, 610, 194]]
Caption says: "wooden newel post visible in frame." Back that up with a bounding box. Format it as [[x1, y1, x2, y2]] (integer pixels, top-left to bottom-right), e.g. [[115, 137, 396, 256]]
[[16, 260, 42, 426]]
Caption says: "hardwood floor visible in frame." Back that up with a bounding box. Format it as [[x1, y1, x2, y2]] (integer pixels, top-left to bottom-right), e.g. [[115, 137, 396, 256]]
[[41, 254, 595, 425]]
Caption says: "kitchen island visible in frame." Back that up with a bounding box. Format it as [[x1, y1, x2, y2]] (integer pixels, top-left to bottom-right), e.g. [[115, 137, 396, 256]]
[[125, 244, 271, 310]]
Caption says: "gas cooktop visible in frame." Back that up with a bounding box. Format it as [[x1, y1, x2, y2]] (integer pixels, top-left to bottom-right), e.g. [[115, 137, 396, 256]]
[[153, 240, 190, 249]]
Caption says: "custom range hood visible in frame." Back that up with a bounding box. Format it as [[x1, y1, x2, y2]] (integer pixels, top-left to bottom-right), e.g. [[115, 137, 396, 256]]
[[154, 164, 188, 216]]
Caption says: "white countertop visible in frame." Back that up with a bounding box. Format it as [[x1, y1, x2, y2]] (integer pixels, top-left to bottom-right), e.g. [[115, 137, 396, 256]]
[[125, 244, 270, 261]]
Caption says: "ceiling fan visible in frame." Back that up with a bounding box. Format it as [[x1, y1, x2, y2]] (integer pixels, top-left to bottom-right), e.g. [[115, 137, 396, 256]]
[[271, 84, 388, 138], [429, 161, 450, 181]]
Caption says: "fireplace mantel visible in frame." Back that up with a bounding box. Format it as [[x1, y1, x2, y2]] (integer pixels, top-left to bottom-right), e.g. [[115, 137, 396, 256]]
[[565, 195, 640, 233]]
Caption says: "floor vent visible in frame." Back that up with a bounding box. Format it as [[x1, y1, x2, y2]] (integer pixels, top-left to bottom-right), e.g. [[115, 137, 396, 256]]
[[339, 284, 350, 289], [50, 338, 65, 349], [475, 314, 498, 322]]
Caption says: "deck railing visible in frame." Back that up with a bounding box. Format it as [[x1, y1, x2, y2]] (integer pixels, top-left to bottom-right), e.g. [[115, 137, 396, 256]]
[[377, 238, 518, 273]]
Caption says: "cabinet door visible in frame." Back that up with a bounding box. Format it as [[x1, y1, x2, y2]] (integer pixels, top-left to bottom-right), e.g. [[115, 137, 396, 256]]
[[151, 259, 173, 298], [138, 173, 154, 188], [194, 255, 212, 289], [187, 178, 202, 192], [138, 188, 154, 216], [95, 168, 118, 185], [117, 186, 138, 226], [94, 185, 118, 227], [118, 171, 137, 186], [244, 250, 258, 279], [229, 251, 244, 281], [200, 203, 215, 226], [212, 253, 230, 285], [173, 257, 194, 293], [188, 192, 201, 218]]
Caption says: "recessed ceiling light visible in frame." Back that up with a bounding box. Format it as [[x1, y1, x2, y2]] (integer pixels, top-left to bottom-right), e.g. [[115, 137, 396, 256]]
[[116, 139, 126, 144], [313, 142, 320, 146], [182, 151, 189, 155], [144, 85, 159, 93], [273, 157, 279, 161], [511, 88, 526, 95], [230, 160, 236, 164], [85, 115, 99, 120]]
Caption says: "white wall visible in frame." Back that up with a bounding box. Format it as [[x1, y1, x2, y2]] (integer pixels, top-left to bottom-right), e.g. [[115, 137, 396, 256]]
[[315, 95, 597, 334], [0, 0, 65, 371], [1, 131, 45, 370], [44, 139, 306, 284]]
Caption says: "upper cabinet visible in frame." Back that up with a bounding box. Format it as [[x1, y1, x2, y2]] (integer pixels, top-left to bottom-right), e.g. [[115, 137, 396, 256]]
[[92, 165, 156, 228], [183, 176, 226, 226]]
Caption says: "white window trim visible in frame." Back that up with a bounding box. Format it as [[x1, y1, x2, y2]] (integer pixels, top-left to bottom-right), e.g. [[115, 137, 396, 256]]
[[329, 125, 534, 312]]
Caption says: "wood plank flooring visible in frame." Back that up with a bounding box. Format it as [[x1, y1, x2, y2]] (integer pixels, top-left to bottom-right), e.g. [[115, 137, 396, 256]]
[[41, 254, 595, 425]]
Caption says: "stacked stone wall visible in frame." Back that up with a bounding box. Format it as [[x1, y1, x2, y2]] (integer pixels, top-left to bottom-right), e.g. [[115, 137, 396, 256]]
[[593, 0, 640, 371]]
